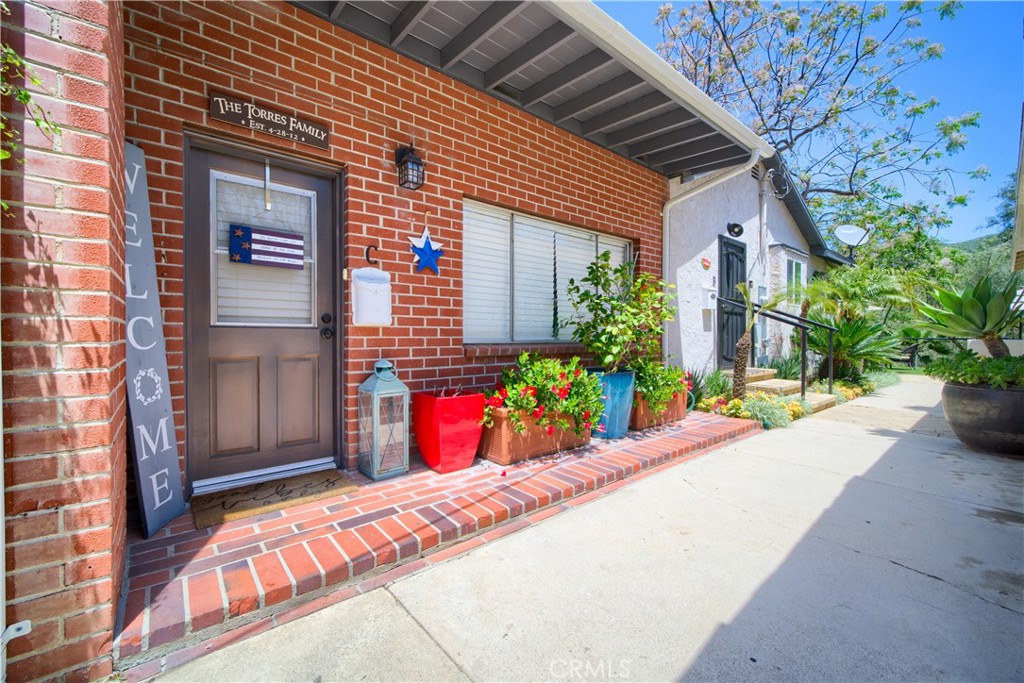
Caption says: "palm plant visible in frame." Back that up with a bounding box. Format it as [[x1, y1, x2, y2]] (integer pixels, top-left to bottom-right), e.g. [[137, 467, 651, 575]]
[[798, 265, 905, 322], [917, 274, 1023, 358], [807, 314, 901, 380], [732, 283, 787, 399]]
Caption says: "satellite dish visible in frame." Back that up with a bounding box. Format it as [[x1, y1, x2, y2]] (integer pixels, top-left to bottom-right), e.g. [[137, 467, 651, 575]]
[[834, 224, 868, 247]]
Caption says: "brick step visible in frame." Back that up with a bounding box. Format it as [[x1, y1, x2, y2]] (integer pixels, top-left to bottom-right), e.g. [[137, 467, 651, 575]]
[[115, 413, 762, 678], [805, 392, 839, 413], [746, 379, 803, 396], [722, 367, 777, 383]]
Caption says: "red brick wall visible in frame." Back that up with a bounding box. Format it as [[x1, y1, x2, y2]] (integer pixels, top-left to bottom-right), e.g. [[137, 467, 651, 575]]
[[122, 0, 667, 472], [1, 0, 127, 680]]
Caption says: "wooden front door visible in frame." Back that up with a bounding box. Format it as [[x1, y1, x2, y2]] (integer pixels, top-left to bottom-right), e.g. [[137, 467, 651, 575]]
[[718, 235, 747, 368], [186, 144, 339, 491]]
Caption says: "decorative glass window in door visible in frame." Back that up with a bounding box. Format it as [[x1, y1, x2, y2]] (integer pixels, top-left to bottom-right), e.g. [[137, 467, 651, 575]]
[[210, 170, 317, 327]]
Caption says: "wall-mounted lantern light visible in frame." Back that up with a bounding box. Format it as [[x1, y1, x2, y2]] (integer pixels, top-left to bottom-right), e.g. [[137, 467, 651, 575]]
[[395, 145, 425, 190], [727, 222, 744, 238]]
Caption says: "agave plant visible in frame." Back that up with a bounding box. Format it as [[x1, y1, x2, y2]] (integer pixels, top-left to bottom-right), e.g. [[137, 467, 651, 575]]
[[917, 274, 1023, 358]]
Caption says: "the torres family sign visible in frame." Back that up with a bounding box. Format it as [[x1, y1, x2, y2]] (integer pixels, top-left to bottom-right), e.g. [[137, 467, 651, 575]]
[[125, 143, 185, 537]]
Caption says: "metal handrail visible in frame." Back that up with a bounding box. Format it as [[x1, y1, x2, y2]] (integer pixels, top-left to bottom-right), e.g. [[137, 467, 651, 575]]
[[719, 297, 835, 397]]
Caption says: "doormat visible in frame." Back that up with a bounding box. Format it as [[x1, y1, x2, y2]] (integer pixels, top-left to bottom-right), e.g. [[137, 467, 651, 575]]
[[191, 470, 358, 529]]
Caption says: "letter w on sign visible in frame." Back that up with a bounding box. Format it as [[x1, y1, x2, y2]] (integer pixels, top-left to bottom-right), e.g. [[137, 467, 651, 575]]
[[124, 142, 185, 537]]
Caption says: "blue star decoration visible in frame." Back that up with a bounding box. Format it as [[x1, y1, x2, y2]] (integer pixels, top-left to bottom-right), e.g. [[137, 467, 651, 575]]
[[408, 227, 445, 274]]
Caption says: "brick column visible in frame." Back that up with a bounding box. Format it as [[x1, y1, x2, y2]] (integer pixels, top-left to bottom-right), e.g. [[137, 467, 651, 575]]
[[1, 0, 126, 680]]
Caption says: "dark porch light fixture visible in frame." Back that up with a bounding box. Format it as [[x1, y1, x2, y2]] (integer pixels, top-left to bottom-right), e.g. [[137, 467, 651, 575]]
[[395, 145, 425, 190], [727, 222, 744, 238]]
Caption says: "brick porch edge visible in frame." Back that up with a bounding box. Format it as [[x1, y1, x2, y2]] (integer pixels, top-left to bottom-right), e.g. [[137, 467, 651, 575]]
[[115, 413, 760, 679]]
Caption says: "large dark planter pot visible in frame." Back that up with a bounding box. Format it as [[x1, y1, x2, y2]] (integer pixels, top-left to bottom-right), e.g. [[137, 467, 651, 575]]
[[941, 382, 1024, 456], [590, 369, 635, 439]]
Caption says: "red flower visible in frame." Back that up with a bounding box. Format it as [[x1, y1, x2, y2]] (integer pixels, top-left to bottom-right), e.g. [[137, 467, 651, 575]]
[[559, 372, 568, 381], [686, 380, 694, 390], [574, 368, 582, 377], [582, 410, 591, 421], [583, 421, 592, 430], [546, 425, 555, 435], [596, 424, 606, 433], [498, 387, 509, 399], [520, 386, 537, 398], [486, 395, 504, 408], [557, 386, 570, 400], [532, 405, 545, 418]]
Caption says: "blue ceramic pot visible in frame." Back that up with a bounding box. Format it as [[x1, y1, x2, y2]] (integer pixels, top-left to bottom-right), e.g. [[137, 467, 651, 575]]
[[591, 369, 635, 439]]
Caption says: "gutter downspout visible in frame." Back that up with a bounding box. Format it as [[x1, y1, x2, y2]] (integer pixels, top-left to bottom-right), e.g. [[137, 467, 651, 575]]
[[662, 149, 763, 368]]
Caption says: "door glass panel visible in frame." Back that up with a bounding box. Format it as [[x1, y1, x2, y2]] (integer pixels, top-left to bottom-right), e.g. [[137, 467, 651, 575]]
[[210, 170, 316, 326]]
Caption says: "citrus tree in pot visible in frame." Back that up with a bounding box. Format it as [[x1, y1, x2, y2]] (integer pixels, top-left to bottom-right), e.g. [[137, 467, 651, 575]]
[[917, 274, 1024, 455], [566, 252, 675, 438]]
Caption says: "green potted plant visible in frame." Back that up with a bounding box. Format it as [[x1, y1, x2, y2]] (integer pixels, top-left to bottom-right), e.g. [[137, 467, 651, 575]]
[[917, 274, 1024, 455], [566, 252, 674, 438], [629, 357, 690, 430], [479, 353, 604, 465]]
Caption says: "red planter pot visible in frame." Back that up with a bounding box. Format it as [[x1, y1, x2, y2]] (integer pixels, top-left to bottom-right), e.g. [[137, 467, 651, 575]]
[[412, 392, 485, 473]]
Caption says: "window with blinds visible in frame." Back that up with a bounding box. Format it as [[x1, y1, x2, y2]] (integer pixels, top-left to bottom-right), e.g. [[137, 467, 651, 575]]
[[210, 171, 317, 327], [463, 200, 632, 343]]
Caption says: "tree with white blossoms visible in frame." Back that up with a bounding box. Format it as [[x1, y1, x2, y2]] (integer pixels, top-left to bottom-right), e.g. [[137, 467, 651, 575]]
[[656, 1, 986, 220]]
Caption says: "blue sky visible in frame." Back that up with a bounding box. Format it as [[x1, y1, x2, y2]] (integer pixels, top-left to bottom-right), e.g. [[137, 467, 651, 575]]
[[596, 1, 1023, 244]]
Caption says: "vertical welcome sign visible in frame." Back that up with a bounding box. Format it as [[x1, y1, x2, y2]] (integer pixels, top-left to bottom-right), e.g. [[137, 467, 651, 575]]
[[125, 143, 185, 537]]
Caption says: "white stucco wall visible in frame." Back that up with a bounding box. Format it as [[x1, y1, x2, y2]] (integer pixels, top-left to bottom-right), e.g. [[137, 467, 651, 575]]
[[664, 166, 817, 372]]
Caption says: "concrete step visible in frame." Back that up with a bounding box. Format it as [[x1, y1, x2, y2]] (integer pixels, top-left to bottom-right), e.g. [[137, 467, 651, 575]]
[[722, 367, 777, 383], [746, 378, 802, 396], [804, 392, 838, 413]]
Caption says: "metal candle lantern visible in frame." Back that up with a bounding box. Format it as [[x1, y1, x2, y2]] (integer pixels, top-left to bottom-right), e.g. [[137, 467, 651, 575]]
[[357, 359, 410, 480]]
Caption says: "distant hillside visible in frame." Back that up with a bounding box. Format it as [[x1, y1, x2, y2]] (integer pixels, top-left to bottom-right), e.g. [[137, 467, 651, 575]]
[[947, 231, 1011, 254]]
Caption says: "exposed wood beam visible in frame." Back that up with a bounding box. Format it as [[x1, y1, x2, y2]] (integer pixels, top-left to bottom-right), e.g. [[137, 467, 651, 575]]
[[484, 22, 575, 90], [628, 122, 716, 157], [580, 92, 671, 136], [605, 109, 698, 147], [440, 1, 525, 69], [646, 135, 734, 167], [552, 72, 644, 123], [390, 1, 434, 46], [329, 0, 346, 21], [660, 149, 748, 178], [521, 50, 613, 107]]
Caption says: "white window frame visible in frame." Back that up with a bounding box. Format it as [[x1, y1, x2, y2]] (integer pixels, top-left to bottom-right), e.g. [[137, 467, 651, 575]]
[[786, 258, 804, 303], [463, 201, 632, 344]]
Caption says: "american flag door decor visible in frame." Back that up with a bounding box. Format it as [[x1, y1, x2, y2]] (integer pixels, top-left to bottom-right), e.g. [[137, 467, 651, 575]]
[[228, 224, 305, 269]]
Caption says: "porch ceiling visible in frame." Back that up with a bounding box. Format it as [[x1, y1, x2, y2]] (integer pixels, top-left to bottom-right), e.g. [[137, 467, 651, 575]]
[[290, 0, 773, 179]]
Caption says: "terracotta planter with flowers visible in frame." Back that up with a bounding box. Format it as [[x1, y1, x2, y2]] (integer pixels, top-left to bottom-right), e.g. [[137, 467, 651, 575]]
[[478, 408, 590, 465], [480, 353, 604, 466], [630, 389, 688, 430]]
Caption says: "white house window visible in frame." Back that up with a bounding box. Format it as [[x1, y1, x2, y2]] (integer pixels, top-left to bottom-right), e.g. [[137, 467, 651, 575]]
[[786, 258, 804, 302], [463, 200, 632, 343]]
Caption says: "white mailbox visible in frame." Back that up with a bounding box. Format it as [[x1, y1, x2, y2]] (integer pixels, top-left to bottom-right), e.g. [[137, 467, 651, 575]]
[[352, 267, 392, 326], [700, 286, 718, 310]]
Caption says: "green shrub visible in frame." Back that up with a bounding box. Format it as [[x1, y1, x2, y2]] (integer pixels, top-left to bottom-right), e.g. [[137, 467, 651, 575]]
[[765, 352, 803, 380], [742, 393, 793, 429], [925, 351, 1024, 389]]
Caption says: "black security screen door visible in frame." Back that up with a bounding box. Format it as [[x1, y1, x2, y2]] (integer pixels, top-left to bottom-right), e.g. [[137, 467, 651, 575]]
[[718, 236, 747, 367]]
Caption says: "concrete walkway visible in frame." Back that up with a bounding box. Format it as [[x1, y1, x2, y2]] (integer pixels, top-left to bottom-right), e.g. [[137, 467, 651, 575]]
[[158, 376, 1024, 682]]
